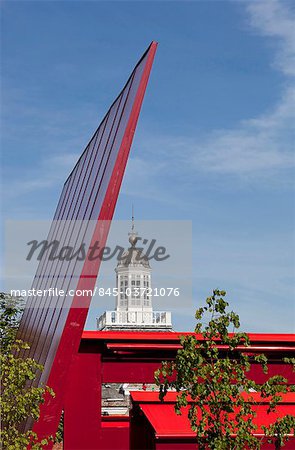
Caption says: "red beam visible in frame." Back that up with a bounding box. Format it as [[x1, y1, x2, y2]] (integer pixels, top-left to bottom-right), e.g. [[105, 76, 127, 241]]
[[105, 342, 295, 353], [83, 330, 295, 344], [101, 361, 295, 384]]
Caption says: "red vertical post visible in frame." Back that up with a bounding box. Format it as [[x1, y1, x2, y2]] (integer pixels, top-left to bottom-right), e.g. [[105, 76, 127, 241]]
[[63, 352, 102, 450]]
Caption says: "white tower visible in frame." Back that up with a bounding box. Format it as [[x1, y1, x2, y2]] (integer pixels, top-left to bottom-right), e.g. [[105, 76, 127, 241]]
[[115, 223, 152, 314], [97, 216, 172, 331]]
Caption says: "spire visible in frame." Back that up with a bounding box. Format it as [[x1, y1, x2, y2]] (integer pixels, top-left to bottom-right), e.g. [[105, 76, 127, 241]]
[[131, 203, 135, 231], [128, 204, 138, 247]]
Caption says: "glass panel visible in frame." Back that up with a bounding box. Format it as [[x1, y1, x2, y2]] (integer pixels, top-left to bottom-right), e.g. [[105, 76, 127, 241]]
[[16, 45, 153, 391]]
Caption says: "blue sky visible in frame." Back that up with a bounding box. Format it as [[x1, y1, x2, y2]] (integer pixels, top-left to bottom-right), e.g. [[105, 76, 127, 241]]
[[1, 0, 294, 332]]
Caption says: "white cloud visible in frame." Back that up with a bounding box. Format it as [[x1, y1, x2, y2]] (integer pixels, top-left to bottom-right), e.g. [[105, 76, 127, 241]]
[[5, 152, 80, 199], [124, 0, 295, 193], [246, 0, 295, 77], [194, 0, 295, 180], [192, 87, 295, 178]]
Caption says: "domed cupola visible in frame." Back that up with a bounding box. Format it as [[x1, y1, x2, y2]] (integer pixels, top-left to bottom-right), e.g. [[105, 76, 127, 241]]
[[96, 209, 172, 331], [116, 231, 150, 270], [115, 216, 152, 312]]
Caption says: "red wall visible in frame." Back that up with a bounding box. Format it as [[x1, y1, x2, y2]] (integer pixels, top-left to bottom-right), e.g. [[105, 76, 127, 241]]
[[101, 419, 130, 450], [62, 333, 295, 450]]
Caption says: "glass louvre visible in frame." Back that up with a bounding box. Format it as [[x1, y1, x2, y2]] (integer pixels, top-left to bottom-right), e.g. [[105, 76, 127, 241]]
[[16, 43, 156, 392]]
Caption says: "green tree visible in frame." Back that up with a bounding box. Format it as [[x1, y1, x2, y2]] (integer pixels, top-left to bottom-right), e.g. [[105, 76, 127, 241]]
[[0, 293, 54, 449], [0, 292, 24, 351], [155, 289, 295, 450]]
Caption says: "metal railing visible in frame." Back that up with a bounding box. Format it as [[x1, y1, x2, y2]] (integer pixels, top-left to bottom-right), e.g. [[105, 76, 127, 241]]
[[97, 310, 172, 330]]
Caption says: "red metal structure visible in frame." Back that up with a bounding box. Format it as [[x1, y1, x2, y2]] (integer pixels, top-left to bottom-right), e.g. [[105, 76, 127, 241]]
[[16, 42, 158, 442], [14, 41, 295, 449], [62, 331, 295, 450], [130, 391, 295, 450]]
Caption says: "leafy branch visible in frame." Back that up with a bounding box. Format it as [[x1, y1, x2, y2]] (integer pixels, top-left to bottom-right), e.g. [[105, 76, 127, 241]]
[[155, 289, 295, 450]]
